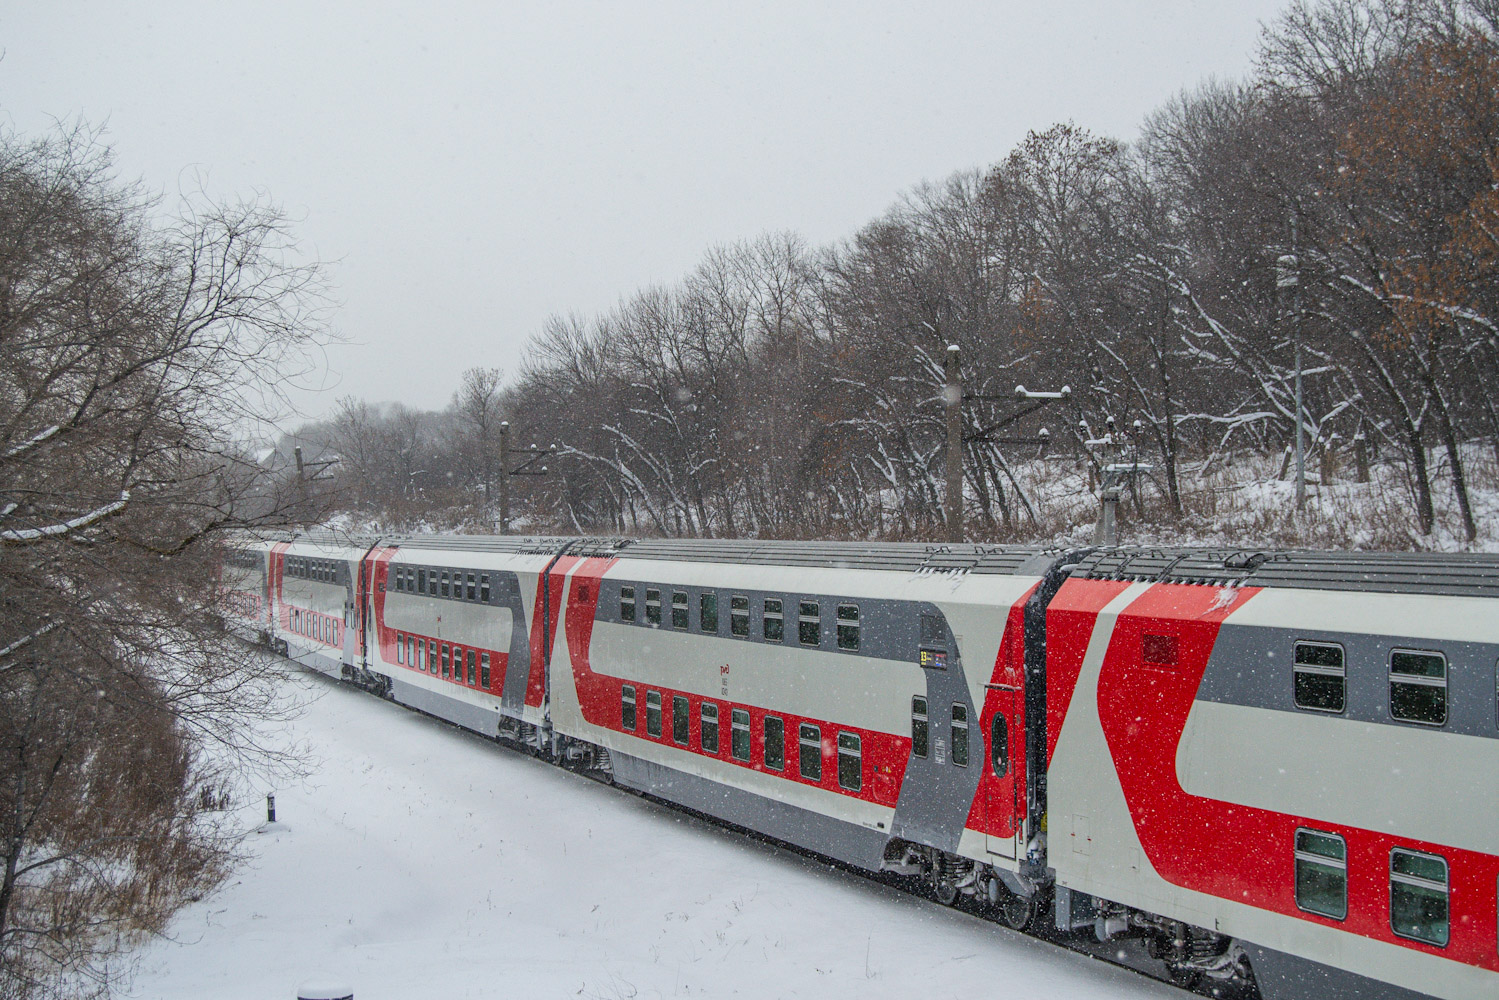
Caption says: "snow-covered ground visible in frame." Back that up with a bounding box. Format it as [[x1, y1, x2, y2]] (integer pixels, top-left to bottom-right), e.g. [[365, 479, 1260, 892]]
[[127, 672, 1178, 1000]]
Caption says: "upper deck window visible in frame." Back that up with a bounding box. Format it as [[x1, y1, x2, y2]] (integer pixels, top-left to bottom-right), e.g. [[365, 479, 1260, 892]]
[[798, 601, 821, 646], [1390, 650, 1447, 725], [1294, 641, 1346, 713]]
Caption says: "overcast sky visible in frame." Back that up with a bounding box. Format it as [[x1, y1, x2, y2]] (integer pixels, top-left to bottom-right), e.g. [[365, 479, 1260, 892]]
[[3, 1, 1290, 421]]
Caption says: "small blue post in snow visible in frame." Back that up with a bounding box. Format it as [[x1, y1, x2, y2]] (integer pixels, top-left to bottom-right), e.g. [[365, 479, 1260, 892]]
[[266, 792, 276, 824]]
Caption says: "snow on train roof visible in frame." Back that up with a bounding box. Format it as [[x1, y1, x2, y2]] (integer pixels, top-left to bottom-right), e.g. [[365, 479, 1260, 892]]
[[1074, 547, 1499, 598]]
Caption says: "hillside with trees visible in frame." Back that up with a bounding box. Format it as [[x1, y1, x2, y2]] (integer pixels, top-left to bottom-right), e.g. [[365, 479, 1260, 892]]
[[298, 0, 1499, 550]]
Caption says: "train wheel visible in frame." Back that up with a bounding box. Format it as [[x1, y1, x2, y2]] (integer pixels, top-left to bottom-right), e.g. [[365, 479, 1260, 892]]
[[997, 890, 1032, 931], [1166, 963, 1203, 991]]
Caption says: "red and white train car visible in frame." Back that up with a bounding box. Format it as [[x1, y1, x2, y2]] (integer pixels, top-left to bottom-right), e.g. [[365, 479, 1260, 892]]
[[219, 533, 1499, 1000], [1046, 549, 1499, 1000]]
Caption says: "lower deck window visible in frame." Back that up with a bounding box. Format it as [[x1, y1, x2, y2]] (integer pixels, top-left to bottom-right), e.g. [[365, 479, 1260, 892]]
[[837, 732, 861, 791], [764, 716, 784, 771], [1294, 829, 1347, 920], [480, 653, 491, 689], [700, 703, 719, 753], [1390, 849, 1449, 946], [951, 704, 969, 767], [466, 650, 476, 685], [441, 644, 451, 678], [427, 640, 435, 673], [396, 633, 404, 664], [621, 685, 636, 731], [731, 709, 750, 761], [672, 695, 689, 745], [646, 691, 662, 737], [799, 723, 821, 781]]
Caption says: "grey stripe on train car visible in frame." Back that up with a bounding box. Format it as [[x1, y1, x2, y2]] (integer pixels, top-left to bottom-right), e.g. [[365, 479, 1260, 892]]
[[1197, 624, 1499, 739], [594, 579, 927, 662], [888, 605, 982, 854], [610, 751, 889, 870], [1243, 943, 1439, 1000], [391, 676, 501, 737]]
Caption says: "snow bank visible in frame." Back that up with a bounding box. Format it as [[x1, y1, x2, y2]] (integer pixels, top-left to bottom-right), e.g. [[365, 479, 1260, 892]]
[[127, 675, 1174, 999]]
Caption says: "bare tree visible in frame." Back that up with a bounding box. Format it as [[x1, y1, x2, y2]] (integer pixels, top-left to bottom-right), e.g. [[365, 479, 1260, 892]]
[[0, 122, 328, 997]]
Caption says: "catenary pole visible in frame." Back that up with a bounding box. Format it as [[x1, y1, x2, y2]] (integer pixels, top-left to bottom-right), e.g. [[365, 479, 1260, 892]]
[[945, 344, 962, 542]]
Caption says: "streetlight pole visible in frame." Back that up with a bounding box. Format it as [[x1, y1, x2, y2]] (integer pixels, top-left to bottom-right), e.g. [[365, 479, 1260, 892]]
[[1277, 254, 1306, 511], [498, 420, 510, 534], [944, 345, 963, 542]]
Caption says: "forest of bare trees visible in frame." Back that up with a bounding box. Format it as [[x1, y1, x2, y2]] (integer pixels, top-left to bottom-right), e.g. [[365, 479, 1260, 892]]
[[301, 0, 1499, 549]]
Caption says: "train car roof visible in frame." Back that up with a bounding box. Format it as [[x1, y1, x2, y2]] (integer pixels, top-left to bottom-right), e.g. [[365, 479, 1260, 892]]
[[382, 534, 1058, 576], [1073, 547, 1499, 599]]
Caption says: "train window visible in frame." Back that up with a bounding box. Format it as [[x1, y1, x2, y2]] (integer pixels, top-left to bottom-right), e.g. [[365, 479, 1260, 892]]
[[396, 633, 404, 664], [646, 691, 662, 737], [837, 732, 861, 791], [480, 574, 491, 603], [1390, 849, 1449, 946], [837, 604, 860, 651], [764, 716, 785, 771], [440, 572, 450, 598], [672, 695, 689, 745], [408, 637, 416, 669], [701, 703, 719, 753], [763, 599, 783, 642], [1294, 641, 1345, 713], [645, 589, 661, 626], [621, 686, 636, 731], [798, 602, 821, 646], [620, 586, 636, 622], [700, 593, 718, 633], [952, 704, 969, 767], [441, 644, 451, 679], [393, 571, 403, 593], [428, 570, 438, 596], [427, 640, 435, 673], [731, 709, 751, 760], [466, 573, 477, 601], [480, 653, 490, 689], [1295, 829, 1347, 920], [991, 713, 1009, 778], [912, 696, 929, 759], [730, 596, 749, 637], [672, 592, 689, 630], [798, 724, 822, 781], [418, 568, 427, 593], [1390, 650, 1447, 725], [466, 650, 476, 685]]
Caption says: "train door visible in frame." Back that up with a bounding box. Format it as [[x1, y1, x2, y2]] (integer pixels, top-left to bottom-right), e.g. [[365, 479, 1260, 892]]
[[984, 685, 1022, 858]]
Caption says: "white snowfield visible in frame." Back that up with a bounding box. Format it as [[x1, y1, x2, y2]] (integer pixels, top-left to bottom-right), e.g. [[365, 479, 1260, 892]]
[[128, 673, 1177, 1000]]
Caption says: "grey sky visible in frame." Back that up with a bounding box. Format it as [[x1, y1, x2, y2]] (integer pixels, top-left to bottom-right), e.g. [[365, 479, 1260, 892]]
[[3, 1, 1289, 420]]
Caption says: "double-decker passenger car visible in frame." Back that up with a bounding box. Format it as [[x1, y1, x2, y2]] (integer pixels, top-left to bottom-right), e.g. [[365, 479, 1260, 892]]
[[219, 532, 1499, 1000]]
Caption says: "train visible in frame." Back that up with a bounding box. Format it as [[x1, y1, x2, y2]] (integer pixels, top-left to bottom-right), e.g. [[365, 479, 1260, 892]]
[[219, 531, 1499, 1000]]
